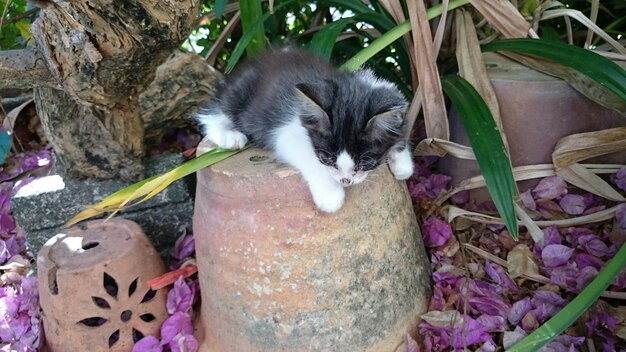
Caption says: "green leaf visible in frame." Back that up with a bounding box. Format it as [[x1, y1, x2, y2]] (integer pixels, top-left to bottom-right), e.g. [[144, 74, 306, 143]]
[[0, 131, 10, 164], [440, 75, 519, 239], [509, 238, 626, 351], [307, 18, 353, 60], [481, 38, 626, 104], [239, 0, 266, 57], [226, 0, 298, 73], [65, 145, 251, 227], [340, 0, 470, 71], [214, 0, 228, 19]]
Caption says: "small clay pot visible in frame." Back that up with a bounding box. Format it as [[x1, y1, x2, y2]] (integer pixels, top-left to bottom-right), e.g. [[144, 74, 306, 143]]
[[193, 147, 432, 351], [37, 218, 169, 352]]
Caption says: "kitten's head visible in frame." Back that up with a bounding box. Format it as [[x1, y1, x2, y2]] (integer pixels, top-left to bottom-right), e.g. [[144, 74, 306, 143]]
[[295, 69, 408, 187]]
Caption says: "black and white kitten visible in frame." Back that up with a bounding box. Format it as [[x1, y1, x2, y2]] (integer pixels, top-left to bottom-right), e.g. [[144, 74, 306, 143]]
[[197, 48, 414, 212]]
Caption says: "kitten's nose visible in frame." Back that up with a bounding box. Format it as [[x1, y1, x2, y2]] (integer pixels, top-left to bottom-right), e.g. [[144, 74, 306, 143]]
[[341, 178, 351, 186]]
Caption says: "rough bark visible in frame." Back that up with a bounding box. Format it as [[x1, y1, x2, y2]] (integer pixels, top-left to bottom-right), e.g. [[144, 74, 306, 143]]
[[0, 49, 55, 89], [140, 51, 223, 144], [27, 0, 202, 180]]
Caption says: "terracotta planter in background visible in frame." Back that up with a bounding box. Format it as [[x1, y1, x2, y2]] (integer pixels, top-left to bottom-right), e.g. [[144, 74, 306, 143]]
[[37, 218, 169, 352], [438, 53, 626, 199], [193, 147, 432, 352]]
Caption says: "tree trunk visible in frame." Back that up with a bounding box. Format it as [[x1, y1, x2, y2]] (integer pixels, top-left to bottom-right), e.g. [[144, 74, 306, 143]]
[[19, 0, 202, 180]]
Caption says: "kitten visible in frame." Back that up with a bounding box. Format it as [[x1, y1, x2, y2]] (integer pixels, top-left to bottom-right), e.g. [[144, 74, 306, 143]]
[[196, 48, 414, 213]]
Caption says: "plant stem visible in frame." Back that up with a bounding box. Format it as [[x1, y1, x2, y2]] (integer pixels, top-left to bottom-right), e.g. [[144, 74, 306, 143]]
[[340, 0, 470, 71]]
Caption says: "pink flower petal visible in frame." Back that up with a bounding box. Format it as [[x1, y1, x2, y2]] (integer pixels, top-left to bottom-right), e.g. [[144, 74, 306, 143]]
[[167, 276, 194, 315], [132, 336, 162, 352], [559, 195, 585, 215], [533, 176, 567, 200], [541, 244, 575, 267], [421, 217, 452, 248]]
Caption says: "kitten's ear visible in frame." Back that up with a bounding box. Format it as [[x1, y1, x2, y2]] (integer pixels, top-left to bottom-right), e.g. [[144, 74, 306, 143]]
[[365, 105, 407, 140], [295, 83, 330, 132]]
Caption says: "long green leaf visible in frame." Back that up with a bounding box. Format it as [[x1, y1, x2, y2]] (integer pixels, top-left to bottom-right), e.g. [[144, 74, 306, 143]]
[[440, 75, 519, 239], [509, 239, 626, 351], [239, 0, 265, 57], [481, 38, 626, 103], [307, 18, 353, 60], [226, 0, 297, 73], [214, 0, 228, 19], [65, 146, 250, 227], [340, 0, 470, 71]]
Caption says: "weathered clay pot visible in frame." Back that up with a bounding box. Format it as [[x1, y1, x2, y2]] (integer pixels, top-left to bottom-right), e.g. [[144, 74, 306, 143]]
[[37, 218, 169, 352], [439, 53, 626, 196], [193, 147, 432, 352]]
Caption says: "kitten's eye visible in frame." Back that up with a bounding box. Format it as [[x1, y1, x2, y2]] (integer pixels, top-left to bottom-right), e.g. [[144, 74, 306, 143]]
[[317, 152, 335, 166], [358, 159, 378, 171]]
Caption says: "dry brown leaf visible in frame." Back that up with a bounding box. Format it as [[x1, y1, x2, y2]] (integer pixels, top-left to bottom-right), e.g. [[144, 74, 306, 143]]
[[507, 244, 539, 279], [469, 0, 530, 38], [553, 127, 626, 169], [499, 52, 626, 116], [414, 137, 475, 159], [556, 163, 625, 201], [444, 204, 620, 228], [2, 98, 33, 132], [407, 0, 448, 142], [421, 310, 464, 327], [514, 203, 544, 245], [455, 9, 507, 149], [206, 11, 241, 66], [542, 9, 626, 55], [583, 0, 599, 49]]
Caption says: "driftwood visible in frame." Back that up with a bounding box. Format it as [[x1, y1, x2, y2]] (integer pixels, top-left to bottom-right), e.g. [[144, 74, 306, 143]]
[[1, 0, 210, 180]]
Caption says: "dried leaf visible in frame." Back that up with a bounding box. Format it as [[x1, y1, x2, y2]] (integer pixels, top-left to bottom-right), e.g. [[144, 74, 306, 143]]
[[514, 203, 544, 245], [541, 9, 626, 55], [469, 0, 530, 38], [421, 310, 463, 327], [455, 10, 507, 148], [206, 12, 241, 66], [407, 0, 448, 141], [414, 137, 475, 159], [507, 244, 539, 279], [553, 127, 626, 169], [556, 164, 625, 202]]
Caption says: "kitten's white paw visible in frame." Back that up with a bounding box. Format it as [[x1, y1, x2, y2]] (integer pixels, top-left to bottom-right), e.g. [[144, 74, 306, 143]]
[[389, 148, 414, 180], [210, 130, 248, 149], [311, 182, 345, 213]]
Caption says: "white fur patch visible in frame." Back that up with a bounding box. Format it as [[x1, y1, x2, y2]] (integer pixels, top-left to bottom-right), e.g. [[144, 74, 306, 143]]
[[196, 110, 248, 149], [336, 150, 355, 174], [273, 118, 345, 213], [388, 147, 414, 180], [357, 69, 397, 90]]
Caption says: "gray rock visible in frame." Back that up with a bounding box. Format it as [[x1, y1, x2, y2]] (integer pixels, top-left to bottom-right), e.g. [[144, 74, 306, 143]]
[[11, 153, 194, 260]]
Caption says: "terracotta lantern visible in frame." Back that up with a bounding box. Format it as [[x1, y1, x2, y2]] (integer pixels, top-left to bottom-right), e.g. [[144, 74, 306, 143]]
[[193, 146, 432, 352], [37, 218, 169, 352]]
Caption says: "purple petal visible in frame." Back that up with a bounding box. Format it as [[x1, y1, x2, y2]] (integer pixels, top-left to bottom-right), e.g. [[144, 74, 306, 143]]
[[576, 266, 598, 292], [614, 167, 626, 191], [503, 326, 527, 349], [420, 217, 452, 248], [451, 316, 492, 348], [161, 312, 193, 345], [451, 190, 470, 206], [423, 174, 451, 199], [172, 234, 195, 261], [476, 315, 506, 332], [169, 334, 199, 352], [405, 332, 420, 352], [575, 253, 604, 271], [132, 336, 163, 352], [468, 296, 511, 316], [559, 195, 585, 215], [167, 277, 194, 314], [612, 271, 626, 290], [542, 226, 562, 248], [520, 311, 539, 331], [542, 244, 575, 267], [520, 189, 536, 211], [584, 239, 608, 258], [484, 260, 520, 294], [533, 176, 567, 200], [549, 264, 578, 290], [509, 297, 532, 325], [616, 203, 626, 230]]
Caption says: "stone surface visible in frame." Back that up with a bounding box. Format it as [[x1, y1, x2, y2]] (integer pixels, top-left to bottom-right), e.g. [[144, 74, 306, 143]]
[[439, 52, 626, 195], [194, 147, 431, 352], [12, 153, 193, 257], [38, 218, 169, 352]]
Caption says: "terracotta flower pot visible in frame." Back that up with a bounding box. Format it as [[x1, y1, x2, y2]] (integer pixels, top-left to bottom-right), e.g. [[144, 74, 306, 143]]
[[193, 147, 432, 351], [438, 53, 626, 197], [37, 218, 169, 352]]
